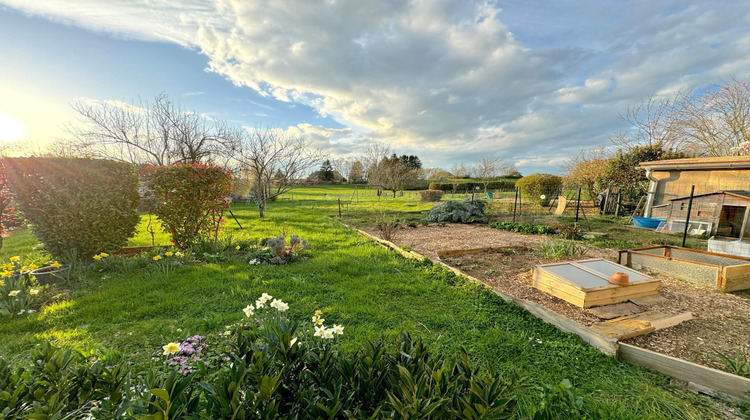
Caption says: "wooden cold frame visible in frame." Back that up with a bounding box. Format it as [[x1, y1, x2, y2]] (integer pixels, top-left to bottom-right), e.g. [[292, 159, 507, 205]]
[[533, 259, 661, 308]]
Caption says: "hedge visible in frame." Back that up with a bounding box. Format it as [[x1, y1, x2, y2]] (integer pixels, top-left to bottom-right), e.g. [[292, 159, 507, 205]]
[[5, 157, 140, 261], [428, 180, 517, 192]]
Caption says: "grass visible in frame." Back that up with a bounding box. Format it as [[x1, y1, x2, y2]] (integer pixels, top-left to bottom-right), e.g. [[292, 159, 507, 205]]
[[0, 184, 736, 418]]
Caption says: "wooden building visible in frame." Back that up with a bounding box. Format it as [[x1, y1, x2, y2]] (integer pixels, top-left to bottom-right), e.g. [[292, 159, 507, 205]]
[[650, 191, 750, 239], [638, 156, 750, 218]]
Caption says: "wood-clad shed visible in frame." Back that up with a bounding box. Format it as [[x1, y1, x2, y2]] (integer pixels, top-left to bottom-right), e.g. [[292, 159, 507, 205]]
[[651, 190, 750, 239]]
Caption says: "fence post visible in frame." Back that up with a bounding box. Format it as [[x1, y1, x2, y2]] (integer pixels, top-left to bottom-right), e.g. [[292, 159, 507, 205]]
[[682, 185, 695, 248], [512, 187, 518, 223], [338, 198, 342, 218], [575, 187, 582, 222]]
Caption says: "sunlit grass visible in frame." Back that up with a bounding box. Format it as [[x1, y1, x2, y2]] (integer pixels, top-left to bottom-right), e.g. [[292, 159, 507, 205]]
[[0, 184, 730, 418]]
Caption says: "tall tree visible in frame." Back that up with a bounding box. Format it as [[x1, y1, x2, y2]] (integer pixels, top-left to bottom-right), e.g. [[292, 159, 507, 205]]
[[319, 159, 335, 182], [472, 157, 502, 193], [235, 127, 324, 218], [66, 93, 241, 166], [368, 154, 414, 198], [348, 160, 365, 183]]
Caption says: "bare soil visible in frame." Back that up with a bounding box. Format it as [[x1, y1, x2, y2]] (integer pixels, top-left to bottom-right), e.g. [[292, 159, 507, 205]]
[[363, 224, 750, 374]]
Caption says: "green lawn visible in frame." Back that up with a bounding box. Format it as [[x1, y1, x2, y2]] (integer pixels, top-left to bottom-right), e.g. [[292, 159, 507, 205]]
[[0, 184, 736, 418]]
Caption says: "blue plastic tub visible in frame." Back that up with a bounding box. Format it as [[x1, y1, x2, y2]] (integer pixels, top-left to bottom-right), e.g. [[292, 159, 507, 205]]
[[631, 217, 665, 229]]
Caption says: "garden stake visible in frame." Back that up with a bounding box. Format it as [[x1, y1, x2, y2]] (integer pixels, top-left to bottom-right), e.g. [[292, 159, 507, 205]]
[[512, 187, 518, 222], [575, 187, 581, 222], [227, 208, 244, 229], [681, 185, 695, 248], [338, 198, 342, 218]]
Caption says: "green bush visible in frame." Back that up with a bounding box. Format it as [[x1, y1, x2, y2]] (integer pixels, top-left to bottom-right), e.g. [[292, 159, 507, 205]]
[[425, 199, 486, 223], [515, 173, 562, 205], [428, 180, 516, 192], [5, 157, 140, 262], [419, 189, 444, 202], [142, 164, 232, 249]]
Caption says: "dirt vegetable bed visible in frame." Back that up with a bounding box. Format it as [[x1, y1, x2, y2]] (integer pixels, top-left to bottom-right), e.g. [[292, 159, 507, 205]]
[[363, 224, 750, 375]]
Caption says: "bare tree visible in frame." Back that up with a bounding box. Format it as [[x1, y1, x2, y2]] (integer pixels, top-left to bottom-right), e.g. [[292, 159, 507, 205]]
[[65, 93, 241, 166], [673, 79, 750, 156], [347, 160, 365, 183], [367, 154, 415, 198], [235, 126, 324, 217], [450, 162, 472, 178], [472, 157, 502, 193], [361, 141, 391, 182], [613, 92, 685, 152]]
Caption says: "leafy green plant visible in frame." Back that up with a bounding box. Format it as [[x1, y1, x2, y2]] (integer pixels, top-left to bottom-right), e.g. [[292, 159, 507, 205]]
[[711, 347, 750, 377], [141, 164, 232, 249], [489, 222, 557, 235], [425, 199, 486, 223], [5, 157, 140, 262], [538, 240, 588, 259], [250, 235, 311, 265]]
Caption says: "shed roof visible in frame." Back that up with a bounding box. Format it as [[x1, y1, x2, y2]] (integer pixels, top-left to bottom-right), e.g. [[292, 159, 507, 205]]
[[668, 190, 750, 202], [638, 156, 750, 171]]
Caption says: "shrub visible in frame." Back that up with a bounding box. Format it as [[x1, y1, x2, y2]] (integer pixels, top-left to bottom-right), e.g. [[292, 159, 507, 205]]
[[5, 157, 140, 262], [251, 235, 311, 265], [419, 189, 444, 202], [142, 164, 232, 249], [515, 173, 562, 205], [425, 199, 486, 223], [538, 240, 588, 259], [375, 214, 400, 241], [428, 180, 516, 192]]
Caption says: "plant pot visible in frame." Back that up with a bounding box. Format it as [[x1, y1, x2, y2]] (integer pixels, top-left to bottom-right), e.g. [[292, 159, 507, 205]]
[[608, 272, 629, 286], [31, 265, 71, 285]]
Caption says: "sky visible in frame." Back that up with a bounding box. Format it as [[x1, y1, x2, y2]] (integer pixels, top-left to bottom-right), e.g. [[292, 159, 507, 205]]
[[0, 1, 749, 174]]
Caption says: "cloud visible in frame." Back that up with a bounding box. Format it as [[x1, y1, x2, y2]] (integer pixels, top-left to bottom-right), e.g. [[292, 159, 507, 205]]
[[4, 0, 750, 172]]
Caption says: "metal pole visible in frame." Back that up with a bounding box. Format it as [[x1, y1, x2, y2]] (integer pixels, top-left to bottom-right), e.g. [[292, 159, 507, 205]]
[[512, 187, 518, 223], [682, 185, 695, 248], [575, 187, 581, 222], [338, 198, 342, 218]]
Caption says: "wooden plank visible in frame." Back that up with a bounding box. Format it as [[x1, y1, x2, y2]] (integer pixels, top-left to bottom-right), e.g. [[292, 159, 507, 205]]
[[533, 278, 586, 307], [629, 294, 668, 306], [619, 343, 750, 399], [584, 281, 661, 306], [587, 302, 643, 320], [721, 264, 750, 292], [590, 319, 655, 339], [633, 311, 693, 330]]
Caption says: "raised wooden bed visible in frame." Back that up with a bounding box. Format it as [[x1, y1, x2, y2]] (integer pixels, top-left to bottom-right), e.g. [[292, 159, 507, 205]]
[[619, 245, 750, 292], [533, 259, 662, 308]]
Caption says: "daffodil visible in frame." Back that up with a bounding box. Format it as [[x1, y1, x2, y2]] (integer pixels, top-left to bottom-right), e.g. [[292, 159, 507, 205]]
[[243, 305, 254, 317], [93, 255, 102, 261], [50, 261, 62, 268], [314, 309, 323, 316], [1, 271, 12, 278], [322, 328, 335, 339], [0, 280, 4, 287], [99, 252, 109, 258], [8, 290, 20, 297], [270, 299, 289, 312], [312, 315, 324, 325], [290, 337, 298, 346], [28, 264, 38, 271], [235, 245, 241, 250], [314, 325, 326, 337], [2, 263, 12, 270], [9, 256, 19, 262], [165, 252, 173, 257], [175, 252, 184, 257], [332, 324, 344, 335], [29, 289, 39, 295], [153, 255, 162, 261], [162, 342, 181, 355]]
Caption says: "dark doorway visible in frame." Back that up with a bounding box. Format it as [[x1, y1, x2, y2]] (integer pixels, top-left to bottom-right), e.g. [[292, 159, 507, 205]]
[[717, 205, 747, 238]]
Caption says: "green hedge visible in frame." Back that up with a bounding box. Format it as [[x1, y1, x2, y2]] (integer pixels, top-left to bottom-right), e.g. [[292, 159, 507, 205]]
[[428, 180, 516, 192], [5, 157, 140, 262]]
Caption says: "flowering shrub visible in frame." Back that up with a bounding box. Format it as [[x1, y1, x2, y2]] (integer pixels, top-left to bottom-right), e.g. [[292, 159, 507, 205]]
[[732, 141, 750, 155], [419, 189, 444, 202], [4, 157, 141, 261], [141, 164, 232, 249]]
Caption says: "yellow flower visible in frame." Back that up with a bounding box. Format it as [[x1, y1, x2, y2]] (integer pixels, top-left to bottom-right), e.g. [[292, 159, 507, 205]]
[[21, 266, 28, 272], [29, 289, 39, 295], [162, 342, 180, 355], [153, 255, 162, 261], [314, 309, 323, 316], [235, 245, 241, 250], [1, 271, 12, 278], [28, 264, 38, 271], [51, 261, 62, 268], [165, 251, 173, 257], [0, 280, 4, 286], [8, 290, 20, 297], [93, 255, 102, 261], [99, 252, 109, 258], [2, 263, 12, 270], [9, 256, 19, 262]]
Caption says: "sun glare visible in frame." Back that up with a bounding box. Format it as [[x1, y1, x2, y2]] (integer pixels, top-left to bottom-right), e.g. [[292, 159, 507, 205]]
[[0, 110, 28, 142]]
